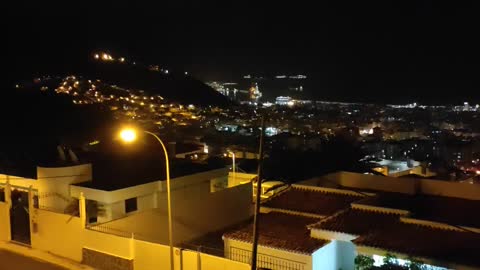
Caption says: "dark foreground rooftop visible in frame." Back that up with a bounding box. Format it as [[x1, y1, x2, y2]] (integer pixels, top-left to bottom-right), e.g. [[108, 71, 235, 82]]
[[263, 186, 364, 216], [223, 212, 327, 254], [354, 222, 480, 268], [358, 192, 480, 228], [310, 208, 400, 236]]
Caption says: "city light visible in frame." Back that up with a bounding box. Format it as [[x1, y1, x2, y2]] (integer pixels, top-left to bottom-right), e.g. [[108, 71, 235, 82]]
[[119, 128, 137, 143]]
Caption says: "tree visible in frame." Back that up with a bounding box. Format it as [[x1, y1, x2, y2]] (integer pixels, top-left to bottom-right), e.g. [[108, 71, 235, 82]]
[[355, 255, 375, 270]]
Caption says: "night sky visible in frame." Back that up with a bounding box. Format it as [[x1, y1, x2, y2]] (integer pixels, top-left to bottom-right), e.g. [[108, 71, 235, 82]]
[[6, 1, 480, 104]]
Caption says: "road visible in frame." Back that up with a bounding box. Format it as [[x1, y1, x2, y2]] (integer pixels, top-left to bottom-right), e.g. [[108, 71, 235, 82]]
[[0, 249, 67, 270]]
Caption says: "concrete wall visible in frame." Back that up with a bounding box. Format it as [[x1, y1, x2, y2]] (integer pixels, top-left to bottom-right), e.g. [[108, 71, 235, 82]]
[[329, 172, 416, 194], [30, 209, 84, 261], [302, 171, 480, 200], [156, 182, 253, 243], [228, 172, 256, 187], [133, 240, 250, 270], [312, 240, 355, 270], [100, 193, 155, 223], [70, 181, 160, 204], [198, 251, 250, 270], [0, 174, 37, 190], [82, 248, 133, 270], [419, 179, 480, 200], [1, 165, 91, 211], [72, 168, 230, 223], [0, 201, 10, 241], [0, 188, 254, 270], [37, 164, 92, 196], [225, 238, 312, 270], [83, 229, 133, 259], [98, 182, 253, 245], [133, 239, 172, 270], [310, 228, 357, 242]]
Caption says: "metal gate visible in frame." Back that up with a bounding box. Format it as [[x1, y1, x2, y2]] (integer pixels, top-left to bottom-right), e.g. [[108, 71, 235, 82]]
[[10, 188, 31, 245]]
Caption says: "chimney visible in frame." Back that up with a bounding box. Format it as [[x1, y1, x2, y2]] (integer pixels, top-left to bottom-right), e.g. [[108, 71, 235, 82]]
[[57, 146, 66, 161], [68, 149, 79, 164]]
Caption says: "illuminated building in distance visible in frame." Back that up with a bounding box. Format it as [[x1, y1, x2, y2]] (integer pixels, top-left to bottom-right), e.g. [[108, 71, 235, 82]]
[[249, 82, 262, 102]]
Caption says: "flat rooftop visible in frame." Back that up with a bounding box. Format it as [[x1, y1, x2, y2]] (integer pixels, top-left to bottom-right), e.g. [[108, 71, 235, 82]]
[[263, 186, 364, 216], [75, 158, 222, 191], [223, 212, 327, 254]]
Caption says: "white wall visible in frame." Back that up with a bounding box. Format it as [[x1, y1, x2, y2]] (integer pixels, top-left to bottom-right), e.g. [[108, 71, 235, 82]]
[[37, 164, 92, 196], [72, 168, 230, 223], [225, 238, 312, 270], [312, 240, 355, 270], [312, 241, 336, 270], [133, 240, 250, 270], [133, 239, 171, 270], [156, 182, 253, 243], [0, 202, 10, 242], [1, 165, 92, 211], [333, 172, 416, 194], [0, 174, 37, 190], [228, 172, 256, 187], [83, 229, 133, 259], [301, 171, 480, 200], [30, 209, 84, 261], [419, 179, 480, 200], [95, 182, 253, 245]]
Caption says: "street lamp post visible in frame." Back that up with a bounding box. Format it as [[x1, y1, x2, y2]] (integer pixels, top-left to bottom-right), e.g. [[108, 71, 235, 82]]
[[228, 150, 236, 185], [119, 129, 174, 270]]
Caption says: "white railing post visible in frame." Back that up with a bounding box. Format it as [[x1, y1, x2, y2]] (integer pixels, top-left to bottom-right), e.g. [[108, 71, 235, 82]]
[[129, 232, 135, 260], [5, 180, 12, 208], [79, 192, 86, 228]]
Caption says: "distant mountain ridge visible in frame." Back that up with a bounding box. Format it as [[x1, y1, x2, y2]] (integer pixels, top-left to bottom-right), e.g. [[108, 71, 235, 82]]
[[79, 60, 231, 107]]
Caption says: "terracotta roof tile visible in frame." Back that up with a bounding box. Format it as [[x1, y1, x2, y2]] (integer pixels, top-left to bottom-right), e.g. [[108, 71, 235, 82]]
[[263, 186, 363, 216], [354, 222, 480, 267], [311, 209, 399, 235], [223, 212, 328, 254]]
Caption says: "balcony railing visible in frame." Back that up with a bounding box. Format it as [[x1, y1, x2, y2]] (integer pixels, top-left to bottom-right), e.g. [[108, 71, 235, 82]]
[[228, 246, 306, 270]]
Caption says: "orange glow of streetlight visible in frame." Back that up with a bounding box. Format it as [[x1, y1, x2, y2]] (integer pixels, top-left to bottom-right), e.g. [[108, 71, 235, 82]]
[[119, 128, 137, 143]]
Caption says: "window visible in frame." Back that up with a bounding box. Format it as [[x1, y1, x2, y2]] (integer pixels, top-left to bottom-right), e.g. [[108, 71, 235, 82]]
[[125, 197, 138, 213]]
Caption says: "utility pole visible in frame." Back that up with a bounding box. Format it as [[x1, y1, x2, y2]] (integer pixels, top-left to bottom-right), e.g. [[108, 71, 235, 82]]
[[251, 115, 266, 270]]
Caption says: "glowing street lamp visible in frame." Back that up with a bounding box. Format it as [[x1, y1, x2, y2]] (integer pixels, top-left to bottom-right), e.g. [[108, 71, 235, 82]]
[[119, 128, 174, 270], [119, 128, 136, 143]]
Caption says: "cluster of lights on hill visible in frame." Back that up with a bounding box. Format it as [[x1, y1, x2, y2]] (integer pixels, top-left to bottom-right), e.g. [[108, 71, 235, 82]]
[[242, 74, 307, 79], [53, 75, 201, 127], [92, 52, 186, 75], [93, 52, 126, 63]]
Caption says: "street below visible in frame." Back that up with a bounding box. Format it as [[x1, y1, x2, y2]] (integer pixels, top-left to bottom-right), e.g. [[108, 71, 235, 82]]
[[0, 249, 67, 270]]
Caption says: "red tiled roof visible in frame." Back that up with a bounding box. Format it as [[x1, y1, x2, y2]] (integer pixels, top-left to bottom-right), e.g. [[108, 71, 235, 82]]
[[354, 222, 480, 267], [311, 209, 399, 235], [263, 186, 363, 216], [359, 193, 480, 228], [223, 212, 328, 254]]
